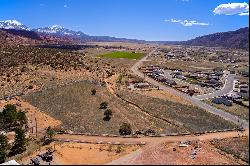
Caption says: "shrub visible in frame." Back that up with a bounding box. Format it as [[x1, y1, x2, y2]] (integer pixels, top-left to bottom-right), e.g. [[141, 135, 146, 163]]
[[28, 85, 33, 89], [43, 126, 55, 145], [91, 89, 96, 95], [46, 126, 55, 139], [100, 102, 108, 109], [116, 146, 123, 153], [119, 123, 132, 136], [103, 109, 112, 121]]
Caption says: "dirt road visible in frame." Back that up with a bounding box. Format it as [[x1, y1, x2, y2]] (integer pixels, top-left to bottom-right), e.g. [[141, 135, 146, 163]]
[[53, 130, 248, 165], [54, 130, 248, 145], [107, 130, 248, 165]]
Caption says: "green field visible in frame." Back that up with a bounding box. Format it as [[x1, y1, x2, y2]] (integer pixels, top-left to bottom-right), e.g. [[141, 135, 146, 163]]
[[100, 51, 144, 60]]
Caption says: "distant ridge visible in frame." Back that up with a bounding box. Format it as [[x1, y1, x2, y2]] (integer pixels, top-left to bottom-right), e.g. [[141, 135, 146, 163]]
[[0, 20, 146, 43], [1, 28, 41, 40], [182, 27, 249, 50], [33, 25, 146, 43], [0, 20, 249, 49]]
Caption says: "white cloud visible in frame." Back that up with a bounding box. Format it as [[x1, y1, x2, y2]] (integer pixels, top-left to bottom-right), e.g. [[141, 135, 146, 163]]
[[64, 4, 69, 8], [165, 19, 209, 27], [39, 3, 45, 6], [239, 12, 249, 16], [213, 2, 249, 16]]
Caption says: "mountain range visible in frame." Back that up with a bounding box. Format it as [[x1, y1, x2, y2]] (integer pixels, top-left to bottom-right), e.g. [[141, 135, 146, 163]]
[[0, 20, 145, 43], [0, 19, 249, 50], [0, 20, 29, 30]]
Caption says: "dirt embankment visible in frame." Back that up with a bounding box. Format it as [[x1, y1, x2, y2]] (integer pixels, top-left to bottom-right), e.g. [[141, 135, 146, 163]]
[[0, 97, 61, 138]]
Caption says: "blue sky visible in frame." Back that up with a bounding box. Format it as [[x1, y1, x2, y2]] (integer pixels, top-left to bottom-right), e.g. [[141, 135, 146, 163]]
[[0, 0, 249, 41]]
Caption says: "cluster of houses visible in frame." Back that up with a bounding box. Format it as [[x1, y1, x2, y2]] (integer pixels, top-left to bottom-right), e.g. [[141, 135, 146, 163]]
[[140, 65, 177, 87], [128, 82, 159, 91], [161, 46, 249, 68], [212, 81, 249, 107], [163, 50, 187, 60], [240, 71, 249, 78], [169, 69, 224, 89], [139, 65, 198, 96], [230, 81, 249, 102]]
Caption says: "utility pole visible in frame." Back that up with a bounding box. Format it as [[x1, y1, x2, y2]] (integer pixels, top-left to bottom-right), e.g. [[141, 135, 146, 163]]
[[54, 143, 56, 152], [35, 117, 38, 138]]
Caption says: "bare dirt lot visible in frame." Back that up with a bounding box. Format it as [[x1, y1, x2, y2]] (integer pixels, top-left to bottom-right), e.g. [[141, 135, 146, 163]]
[[114, 140, 247, 165], [19, 142, 141, 165]]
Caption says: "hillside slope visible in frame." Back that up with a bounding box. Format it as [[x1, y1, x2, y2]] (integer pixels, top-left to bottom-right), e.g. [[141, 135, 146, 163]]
[[0, 28, 76, 45], [183, 27, 249, 50], [0, 29, 42, 45]]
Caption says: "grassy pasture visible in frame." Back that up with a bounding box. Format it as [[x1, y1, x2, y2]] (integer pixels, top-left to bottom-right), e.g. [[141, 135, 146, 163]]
[[99, 51, 144, 60]]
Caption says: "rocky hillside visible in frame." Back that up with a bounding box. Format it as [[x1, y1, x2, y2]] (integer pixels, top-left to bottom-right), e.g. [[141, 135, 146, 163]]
[[183, 27, 249, 50], [0, 28, 76, 45], [0, 29, 42, 45]]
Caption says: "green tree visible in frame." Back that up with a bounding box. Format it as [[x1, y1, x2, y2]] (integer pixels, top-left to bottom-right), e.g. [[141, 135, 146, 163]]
[[99, 102, 108, 109], [10, 128, 26, 155], [2, 104, 17, 125], [46, 126, 55, 139], [0, 134, 8, 163], [16, 111, 27, 127], [91, 89, 96, 95], [0, 104, 28, 130], [119, 123, 132, 136], [103, 109, 112, 121]]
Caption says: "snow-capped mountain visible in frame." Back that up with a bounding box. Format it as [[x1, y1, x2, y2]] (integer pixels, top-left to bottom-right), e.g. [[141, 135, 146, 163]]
[[0, 20, 29, 30], [0, 19, 145, 43], [33, 25, 89, 38]]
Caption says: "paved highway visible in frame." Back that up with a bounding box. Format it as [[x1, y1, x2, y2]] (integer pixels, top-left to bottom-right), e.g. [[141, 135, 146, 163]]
[[131, 48, 249, 129]]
